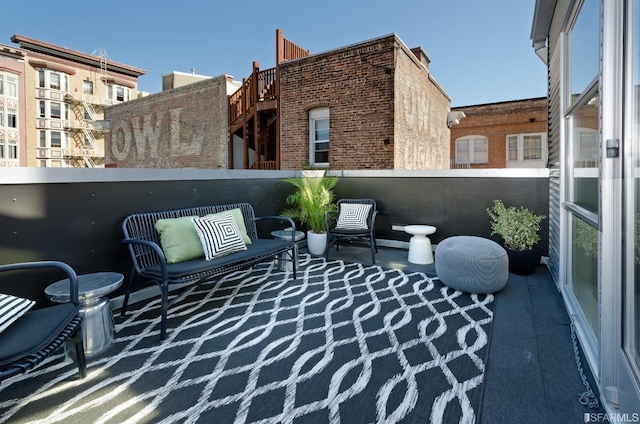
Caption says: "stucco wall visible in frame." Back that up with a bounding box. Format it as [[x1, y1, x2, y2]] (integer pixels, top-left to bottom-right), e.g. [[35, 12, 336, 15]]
[[104, 75, 229, 169]]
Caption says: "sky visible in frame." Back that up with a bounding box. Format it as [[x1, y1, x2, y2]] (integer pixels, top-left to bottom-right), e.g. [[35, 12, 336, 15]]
[[2, 0, 547, 107]]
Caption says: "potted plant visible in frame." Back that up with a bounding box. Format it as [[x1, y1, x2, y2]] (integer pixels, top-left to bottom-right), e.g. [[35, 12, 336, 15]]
[[486, 199, 546, 275], [282, 170, 338, 255]]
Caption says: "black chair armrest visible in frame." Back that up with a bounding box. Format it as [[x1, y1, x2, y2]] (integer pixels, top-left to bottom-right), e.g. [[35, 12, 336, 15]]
[[254, 216, 297, 240], [0, 261, 79, 306], [122, 238, 168, 281]]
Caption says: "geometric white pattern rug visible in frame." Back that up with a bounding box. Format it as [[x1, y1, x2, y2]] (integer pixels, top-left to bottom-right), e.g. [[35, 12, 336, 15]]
[[0, 254, 494, 424]]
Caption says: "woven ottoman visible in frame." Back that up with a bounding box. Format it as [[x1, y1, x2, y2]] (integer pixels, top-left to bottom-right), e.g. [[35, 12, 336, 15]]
[[435, 236, 508, 294]]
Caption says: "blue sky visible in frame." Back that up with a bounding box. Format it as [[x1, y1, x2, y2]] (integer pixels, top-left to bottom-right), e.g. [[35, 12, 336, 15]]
[[2, 0, 547, 107]]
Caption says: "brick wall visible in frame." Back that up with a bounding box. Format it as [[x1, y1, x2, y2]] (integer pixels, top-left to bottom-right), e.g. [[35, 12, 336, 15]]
[[279, 36, 397, 170], [450, 97, 548, 168], [394, 45, 450, 169], [105, 75, 229, 168]]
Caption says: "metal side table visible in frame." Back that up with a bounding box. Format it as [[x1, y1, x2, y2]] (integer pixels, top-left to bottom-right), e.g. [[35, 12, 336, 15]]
[[271, 229, 305, 271], [45, 272, 124, 357]]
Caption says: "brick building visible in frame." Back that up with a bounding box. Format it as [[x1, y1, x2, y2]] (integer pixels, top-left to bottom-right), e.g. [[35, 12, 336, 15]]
[[279, 34, 450, 170], [106, 30, 451, 170], [105, 75, 239, 168], [449, 97, 548, 169]]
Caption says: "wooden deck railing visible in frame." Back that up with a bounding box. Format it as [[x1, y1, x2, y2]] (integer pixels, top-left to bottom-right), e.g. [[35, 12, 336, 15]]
[[228, 65, 277, 125], [249, 160, 278, 170]]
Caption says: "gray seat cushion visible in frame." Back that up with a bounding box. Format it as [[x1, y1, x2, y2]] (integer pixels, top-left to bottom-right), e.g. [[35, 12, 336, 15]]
[[435, 236, 508, 294]]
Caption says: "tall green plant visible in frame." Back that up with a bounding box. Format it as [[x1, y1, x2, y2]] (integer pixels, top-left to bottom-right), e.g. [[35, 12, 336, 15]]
[[282, 173, 338, 233], [487, 199, 546, 251]]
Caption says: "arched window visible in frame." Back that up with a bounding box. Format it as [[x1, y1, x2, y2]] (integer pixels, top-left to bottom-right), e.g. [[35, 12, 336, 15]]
[[454, 135, 488, 165]]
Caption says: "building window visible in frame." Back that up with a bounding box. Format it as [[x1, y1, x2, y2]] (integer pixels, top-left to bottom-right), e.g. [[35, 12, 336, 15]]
[[50, 102, 61, 119], [506, 133, 547, 165], [39, 131, 46, 147], [309, 108, 330, 166], [7, 109, 16, 128], [116, 86, 126, 102], [50, 73, 60, 90], [0, 108, 3, 127], [6, 77, 16, 97], [0, 75, 3, 94], [38, 70, 45, 88], [83, 80, 93, 95], [455, 135, 489, 164], [51, 131, 61, 148], [0, 140, 4, 158], [8, 140, 17, 159], [39, 101, 45, 118]]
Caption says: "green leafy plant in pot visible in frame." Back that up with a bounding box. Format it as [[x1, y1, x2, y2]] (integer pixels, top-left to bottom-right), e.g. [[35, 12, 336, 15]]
[[282, 171, 338, 256], [487, 199, 546, 275]]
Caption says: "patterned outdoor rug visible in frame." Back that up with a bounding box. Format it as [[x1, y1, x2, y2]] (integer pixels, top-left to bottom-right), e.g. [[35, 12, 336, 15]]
[[0, 254, 494, 424]]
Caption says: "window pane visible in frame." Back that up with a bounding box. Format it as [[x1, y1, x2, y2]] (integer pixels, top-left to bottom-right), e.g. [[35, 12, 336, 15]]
[[456, 140, 469, 163], [508, 138, 518, 160], [315, 119, 329, 141], [524, 135, 542, 160], [7, 110, 16, 128], [571, 214, 599, 341], [51, 131, 61, 147], [570, 0, 600, 100], [0, 141, 4, 158], [8, 140, 17, 159], [39, 131, 46, 147], [51, 102, 61, 119], [473, 140, 488, 163], [50, 73, 60, 90], [571, 92, 600, 213], [83, 80, 93, 94], [0, 75, 3, 94], [315, 151, 329, 163], [7, 77, 16, 97]]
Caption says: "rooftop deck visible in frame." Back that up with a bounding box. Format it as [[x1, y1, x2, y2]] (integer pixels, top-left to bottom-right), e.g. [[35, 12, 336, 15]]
[[325, 244, 604, 423]]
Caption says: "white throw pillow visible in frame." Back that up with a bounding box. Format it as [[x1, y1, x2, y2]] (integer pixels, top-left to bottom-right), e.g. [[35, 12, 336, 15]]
[[0, 293, 35, 334], [192, 212, 247, 260], [335, 203, 372, 230]]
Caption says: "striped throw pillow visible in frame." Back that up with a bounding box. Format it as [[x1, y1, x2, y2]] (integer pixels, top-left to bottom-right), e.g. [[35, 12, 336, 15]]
[[192, 212, 247, 260], [0, 293, 35, 334], [335, 203, 372, 230]]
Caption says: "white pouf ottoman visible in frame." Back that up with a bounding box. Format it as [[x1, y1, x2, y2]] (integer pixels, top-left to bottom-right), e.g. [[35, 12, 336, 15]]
[[435, 236, 508, 294]]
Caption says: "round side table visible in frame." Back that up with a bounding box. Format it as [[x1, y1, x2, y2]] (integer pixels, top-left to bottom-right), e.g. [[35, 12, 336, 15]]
[[271, 229, 304, 271], [45, 272, 124, 357], [404, 225, 437, 265]]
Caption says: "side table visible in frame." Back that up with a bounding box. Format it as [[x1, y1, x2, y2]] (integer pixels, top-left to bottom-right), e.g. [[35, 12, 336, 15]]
[[271, 229, 305, 271], [404, 225, 437, 265], [45, 272, 124, 357]]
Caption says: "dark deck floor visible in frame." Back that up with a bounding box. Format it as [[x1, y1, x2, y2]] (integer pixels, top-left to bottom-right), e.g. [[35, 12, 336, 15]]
[[319, 243, 605, 423]]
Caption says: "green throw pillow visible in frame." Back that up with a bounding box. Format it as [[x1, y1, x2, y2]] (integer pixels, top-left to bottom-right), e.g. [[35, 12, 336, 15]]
[[155, 215, 203, 263], [155, 208, 252, 264]]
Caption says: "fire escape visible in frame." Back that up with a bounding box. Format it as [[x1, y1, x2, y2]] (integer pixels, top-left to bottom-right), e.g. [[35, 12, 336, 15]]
[[64, 48, 110, 168], [228, 29, 310, 170]]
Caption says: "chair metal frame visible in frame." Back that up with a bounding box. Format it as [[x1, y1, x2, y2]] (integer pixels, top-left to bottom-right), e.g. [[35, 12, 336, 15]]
[[0, 261, 87, 381], [325, 198, 378, 264]]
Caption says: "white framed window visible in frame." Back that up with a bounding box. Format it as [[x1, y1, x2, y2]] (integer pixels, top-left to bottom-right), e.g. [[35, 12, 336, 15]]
[[50, 102, 61, 119], [309, 108, 330, 166], [83, 80, 93, 95], [50, 73, 60, 90], [6, 77, 16, 97], [455, 135, 488, 164], [0, 107, 3, 127], [506, 132, 548, 167], [8, 140, 17, 159], [0, 75, 3, 94], [51, 131, 61, 148]]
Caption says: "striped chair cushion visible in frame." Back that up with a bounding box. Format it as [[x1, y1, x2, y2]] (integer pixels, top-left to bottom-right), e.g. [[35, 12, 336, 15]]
[[336, 203, 372, 230], [192, 212, 247, 260], [0, 293, 35, 334]]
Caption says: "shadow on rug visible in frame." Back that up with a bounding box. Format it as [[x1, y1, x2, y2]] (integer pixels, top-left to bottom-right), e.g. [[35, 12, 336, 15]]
[[0, 254, 494, 424]]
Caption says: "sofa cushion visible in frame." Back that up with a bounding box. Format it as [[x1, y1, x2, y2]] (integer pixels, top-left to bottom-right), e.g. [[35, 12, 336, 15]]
[[192, 212, 247, 260], [0, 293, 35, 334], [155, 215, 203, 263], [336, 203, 372, 230]]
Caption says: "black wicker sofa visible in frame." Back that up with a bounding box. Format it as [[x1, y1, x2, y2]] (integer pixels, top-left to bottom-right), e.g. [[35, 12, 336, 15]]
[[121, 202, 298, 340]]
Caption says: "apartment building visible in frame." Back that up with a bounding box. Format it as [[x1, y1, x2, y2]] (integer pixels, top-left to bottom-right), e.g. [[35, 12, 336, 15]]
[[5, 35, 145, 168], [0, 43, 27, 167], [449, 97, 549, 169], [105, 30, 451, 170]]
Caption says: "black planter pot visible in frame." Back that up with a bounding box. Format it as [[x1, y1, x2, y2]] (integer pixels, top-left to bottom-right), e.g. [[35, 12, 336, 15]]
[[507, 248, 542, 275]]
